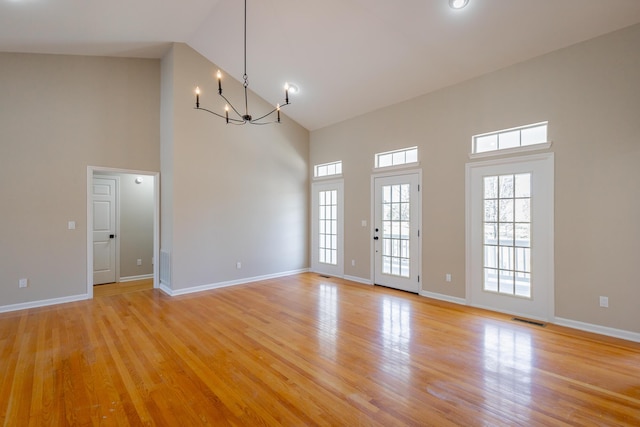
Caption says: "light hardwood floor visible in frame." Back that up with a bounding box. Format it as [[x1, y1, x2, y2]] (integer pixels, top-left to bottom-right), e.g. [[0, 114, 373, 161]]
[[1, 273, 639, 426], [93, 278, 154, 297]]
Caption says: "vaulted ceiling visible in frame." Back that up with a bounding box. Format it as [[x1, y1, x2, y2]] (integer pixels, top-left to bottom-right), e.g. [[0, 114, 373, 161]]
[[2, 0, 640, 130]]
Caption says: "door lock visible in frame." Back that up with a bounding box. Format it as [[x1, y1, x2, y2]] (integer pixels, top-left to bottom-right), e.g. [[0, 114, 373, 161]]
[[109, 234, 115, 239]]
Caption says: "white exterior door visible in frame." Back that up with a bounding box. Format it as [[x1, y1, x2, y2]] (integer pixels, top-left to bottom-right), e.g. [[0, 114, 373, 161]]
[[311, 181, 344, 277], [93, 176, 117, 285], [373, 173, 421, 293], [466, 153, 554, 321]]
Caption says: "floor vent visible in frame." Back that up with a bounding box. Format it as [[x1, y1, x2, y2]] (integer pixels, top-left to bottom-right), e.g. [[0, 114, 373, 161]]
[[512, 317, 546, 327], [318, 274, 331, 279]]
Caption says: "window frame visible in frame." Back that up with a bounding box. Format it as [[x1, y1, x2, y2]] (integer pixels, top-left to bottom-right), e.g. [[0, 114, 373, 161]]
[[469, 122, 551, 159]]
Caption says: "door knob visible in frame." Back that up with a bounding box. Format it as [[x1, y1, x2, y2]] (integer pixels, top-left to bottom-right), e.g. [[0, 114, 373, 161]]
[[109, 234, 115, 239], [373, 236, 379, 240]]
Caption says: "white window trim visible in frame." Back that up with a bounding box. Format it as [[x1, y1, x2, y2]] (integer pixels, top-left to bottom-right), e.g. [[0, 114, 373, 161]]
[[468, 142, 552, 160], [371, 161, 421, 173]]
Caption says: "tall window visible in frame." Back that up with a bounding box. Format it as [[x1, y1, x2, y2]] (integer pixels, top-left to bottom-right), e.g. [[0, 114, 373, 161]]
[[318, 190, 338, 265], [483, 173, 531, 298]]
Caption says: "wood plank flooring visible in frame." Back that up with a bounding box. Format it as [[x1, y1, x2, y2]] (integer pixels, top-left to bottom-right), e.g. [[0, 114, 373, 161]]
[[1, 273, 639, 426], [93, 279, 154, 298]]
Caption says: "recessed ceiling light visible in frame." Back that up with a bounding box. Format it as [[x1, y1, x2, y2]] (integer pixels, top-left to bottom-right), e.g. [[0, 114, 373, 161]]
[[449, 0, 469, 10], [286, 83, 299, 95]]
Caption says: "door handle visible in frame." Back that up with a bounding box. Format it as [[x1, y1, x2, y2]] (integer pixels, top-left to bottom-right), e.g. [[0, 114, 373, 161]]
[[373, 236, 379, 240], [109, 234, 115, 239]]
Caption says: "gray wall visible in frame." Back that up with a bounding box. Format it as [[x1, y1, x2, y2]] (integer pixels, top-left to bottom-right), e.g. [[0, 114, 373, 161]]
[[160, 44, 310, 290], [0, 53, 160, 306], [310, 24, 640, 334]]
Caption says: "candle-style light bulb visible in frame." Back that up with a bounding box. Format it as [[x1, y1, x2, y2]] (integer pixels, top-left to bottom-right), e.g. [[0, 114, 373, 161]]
[[225, 104, 229, 124], [217, 70, 222, 94], [195, 86, 200, 108], [277, 103, 280, 123], [284, 83, 289, 104]]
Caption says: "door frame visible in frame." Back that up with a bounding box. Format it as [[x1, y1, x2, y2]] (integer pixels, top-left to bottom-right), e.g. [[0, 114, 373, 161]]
[[465, 152, 554, 321], [86, 166, 160, 298], [370, 168, 422, 292]]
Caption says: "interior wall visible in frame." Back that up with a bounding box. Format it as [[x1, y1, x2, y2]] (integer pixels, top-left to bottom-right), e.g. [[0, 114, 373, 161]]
[[161, 43, 310, 290], [310, 24, 640, 334], [0, 53, 160, 307]]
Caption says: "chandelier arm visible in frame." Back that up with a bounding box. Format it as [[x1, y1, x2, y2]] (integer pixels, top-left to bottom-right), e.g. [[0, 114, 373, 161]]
[[218, 93, 245, 119], [249, 100, 289, 123], [195, 107, 245, 123]]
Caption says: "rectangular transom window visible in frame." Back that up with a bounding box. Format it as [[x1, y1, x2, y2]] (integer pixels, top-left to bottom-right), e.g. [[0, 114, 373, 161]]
[[375, 147, 418, 169], [473, 122, 548, 154], [314, 161, 342, 178], [483, 173, 532, 298]]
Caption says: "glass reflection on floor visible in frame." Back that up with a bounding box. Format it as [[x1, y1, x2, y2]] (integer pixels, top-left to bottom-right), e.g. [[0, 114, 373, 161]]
[[380, 296, 412, 381], [317, 283, 338, 360], [483, 324, 533, 407]]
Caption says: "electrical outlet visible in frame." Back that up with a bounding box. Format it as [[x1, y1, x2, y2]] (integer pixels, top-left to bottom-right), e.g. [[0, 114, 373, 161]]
[[19, 278, 28, 288], [137, 259, 142, 266], [236, 262, 242, 269], [599, 296, 609, 308], [445, 273, 452, 282], [352, 259, 356, 267]]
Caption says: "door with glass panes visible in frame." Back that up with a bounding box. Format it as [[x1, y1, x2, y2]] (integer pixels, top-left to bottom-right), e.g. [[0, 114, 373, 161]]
[[373, 173, 421, 293], [466, 153, 554, 321], [312, 181, 344, 277]]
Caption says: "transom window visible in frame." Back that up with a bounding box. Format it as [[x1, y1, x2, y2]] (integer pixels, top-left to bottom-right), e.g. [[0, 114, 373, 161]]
[[483, 173, 531, 298], [314, 161, 342, 178], [473, 122, 548, 154], [375, 147, 418, 169]]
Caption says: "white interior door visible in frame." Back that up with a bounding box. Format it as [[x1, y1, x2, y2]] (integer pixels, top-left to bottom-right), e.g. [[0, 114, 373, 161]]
[[311, 180, 344, 277], [93, 176, 117, 285], [373, 173, 421, 293], [466, 153, 554, 321]]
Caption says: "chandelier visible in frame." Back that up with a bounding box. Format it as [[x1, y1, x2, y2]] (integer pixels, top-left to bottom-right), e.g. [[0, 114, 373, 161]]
[[194, 0, 291, 125]]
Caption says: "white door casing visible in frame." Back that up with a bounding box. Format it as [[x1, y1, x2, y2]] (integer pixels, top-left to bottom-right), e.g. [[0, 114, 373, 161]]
[[466, 152, 554, 321], [93, 176, 118, 285], [372, 172, 421, 293], [311, 180, 344, 277]]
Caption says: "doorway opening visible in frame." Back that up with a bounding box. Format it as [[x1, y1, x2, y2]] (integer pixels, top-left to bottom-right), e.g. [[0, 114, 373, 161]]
[[87, 166, 160, 298]]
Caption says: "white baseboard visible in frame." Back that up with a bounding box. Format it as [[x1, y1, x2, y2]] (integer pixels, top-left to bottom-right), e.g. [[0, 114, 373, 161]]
[[0, 294, 89, 314], [160, 268, 310, 297], [119, 274, 153, 282], [420, 290, 467, 305], [343, 275, 373, 285], [554, 317, 640, 343]]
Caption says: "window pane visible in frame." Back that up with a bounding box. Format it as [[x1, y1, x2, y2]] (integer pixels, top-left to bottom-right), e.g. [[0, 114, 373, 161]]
[[484, 176, 498, 199], [499, 246, 514, 270], [484, 246, 498, 269], [515, 224, 530, 247], [515, 173, 531, 198], [476, 134, 497, 153], [499, 199, 514, 222], [515, 199, 530, 223], [515, 272, 531, 297], [484, 223, 497, 245], [378, 154, 392, 168], [484, 200, 497, 222], [499, 223, 514, 246], [499, 271, 514, 294], [499, 175, 514, 198], [515, 247, 531, 272], [484, 268, 498, 292], [521, 124, 547, 146], [498, 130, 520, 150], [405, 148, 418, 163], [392, 151, 405, 165]]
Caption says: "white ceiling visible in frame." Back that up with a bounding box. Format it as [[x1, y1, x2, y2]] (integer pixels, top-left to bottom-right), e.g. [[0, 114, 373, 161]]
[[2, 0, 640, 131]]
